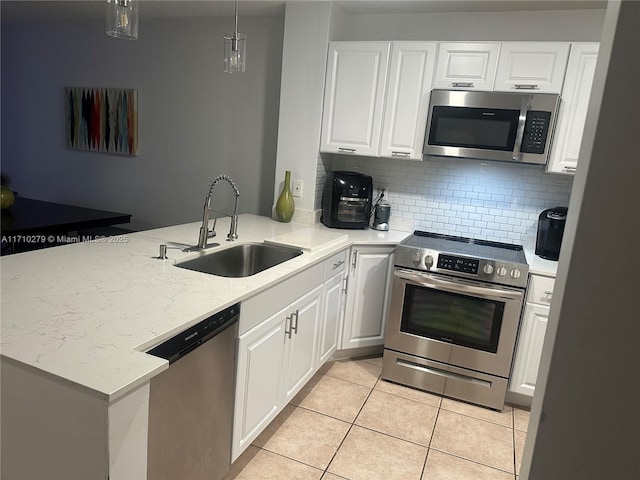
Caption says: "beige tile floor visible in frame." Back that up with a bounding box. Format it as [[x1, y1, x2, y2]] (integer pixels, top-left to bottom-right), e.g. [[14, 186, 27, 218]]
[[225, 356, 530, 480]]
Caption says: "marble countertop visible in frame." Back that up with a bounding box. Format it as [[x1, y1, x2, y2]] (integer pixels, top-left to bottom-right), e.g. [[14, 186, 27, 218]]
[[0, 215, 409, 402]]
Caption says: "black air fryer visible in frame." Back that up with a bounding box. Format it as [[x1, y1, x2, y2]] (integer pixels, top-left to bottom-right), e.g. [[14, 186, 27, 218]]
[[321, 171, 373, 229], [535, 207, 568, 260]]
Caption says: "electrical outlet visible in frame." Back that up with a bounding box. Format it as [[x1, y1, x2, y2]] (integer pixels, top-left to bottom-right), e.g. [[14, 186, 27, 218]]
[[293, 179, 303, 198]]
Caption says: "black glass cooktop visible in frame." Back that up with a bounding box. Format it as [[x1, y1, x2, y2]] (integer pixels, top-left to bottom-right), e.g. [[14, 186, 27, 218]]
[[405, 231, 527, 265]]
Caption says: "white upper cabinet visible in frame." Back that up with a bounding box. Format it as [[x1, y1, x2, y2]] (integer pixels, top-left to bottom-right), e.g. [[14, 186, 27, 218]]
[[321, 42, 390, 156], [379, 42, 437, 160], [547, 43, 600, 175], [321, 41, 437, 160], [494, 42, 570, 93], [433, 42, 500, 91]]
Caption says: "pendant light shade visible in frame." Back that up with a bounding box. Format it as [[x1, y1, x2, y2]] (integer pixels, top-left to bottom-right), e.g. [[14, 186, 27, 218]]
[[224, 0, 246, 73], [106, 0, 139, 40]]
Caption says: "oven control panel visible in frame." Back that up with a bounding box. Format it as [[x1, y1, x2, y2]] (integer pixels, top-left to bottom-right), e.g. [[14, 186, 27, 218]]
[[437, 254, 479, 275], [394, 245, 528, 289]]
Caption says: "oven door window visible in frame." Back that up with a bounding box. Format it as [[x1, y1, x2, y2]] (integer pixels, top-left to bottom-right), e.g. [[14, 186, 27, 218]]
[[400, 284, 504, 353], [428, 106, 519, 151]]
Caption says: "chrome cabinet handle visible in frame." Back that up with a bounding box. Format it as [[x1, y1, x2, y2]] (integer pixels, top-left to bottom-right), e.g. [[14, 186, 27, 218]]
[[285, 314, 293, 339], [452, 82, 474, 88], [333, 260, 345, 270], [564, 166, 577, 172], [338, 147, 356, 153], [514, 84, 539, 90], [292, 310, 299, 334], [544, 290, 554, 298], [342, 276, 348, 293], [391, 151, 410, 157], [352, 251, 358, 271]]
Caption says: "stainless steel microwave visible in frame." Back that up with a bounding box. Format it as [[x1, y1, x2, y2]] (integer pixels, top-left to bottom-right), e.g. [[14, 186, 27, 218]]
[[423, 90, 560, 165]]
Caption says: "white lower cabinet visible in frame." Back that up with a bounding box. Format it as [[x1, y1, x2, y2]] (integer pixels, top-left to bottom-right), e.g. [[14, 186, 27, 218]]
[[281, 286, 323, 404], [341, 245, 394, 349], [510, 274, 555, 398], [233, 306, 287, 459], [232, 250, 347, 461], [319, 271, 345, 364]]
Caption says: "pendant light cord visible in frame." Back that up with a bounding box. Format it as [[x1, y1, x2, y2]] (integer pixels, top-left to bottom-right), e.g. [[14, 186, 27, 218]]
[[234, 0, 238, 38]]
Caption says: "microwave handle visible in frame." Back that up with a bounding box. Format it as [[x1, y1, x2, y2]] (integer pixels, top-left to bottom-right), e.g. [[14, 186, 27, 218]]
[[512, 96, 531, 161]]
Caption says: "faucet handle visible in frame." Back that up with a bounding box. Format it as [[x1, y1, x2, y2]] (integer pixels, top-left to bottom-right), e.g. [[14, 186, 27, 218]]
[[227, 216, 239, 241]]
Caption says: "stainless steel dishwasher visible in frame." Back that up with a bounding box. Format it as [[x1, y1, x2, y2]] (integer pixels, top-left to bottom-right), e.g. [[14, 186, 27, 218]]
[[146, 303, 239, 480]]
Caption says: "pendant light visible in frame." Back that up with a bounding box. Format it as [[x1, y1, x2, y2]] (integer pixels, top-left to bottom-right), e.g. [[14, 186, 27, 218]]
[[224, 0, 246, 73], [106, 0, 139, 40]]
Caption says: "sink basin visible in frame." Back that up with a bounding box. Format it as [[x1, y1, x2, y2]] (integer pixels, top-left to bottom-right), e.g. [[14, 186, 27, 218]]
[[174, 242, 303, 278]]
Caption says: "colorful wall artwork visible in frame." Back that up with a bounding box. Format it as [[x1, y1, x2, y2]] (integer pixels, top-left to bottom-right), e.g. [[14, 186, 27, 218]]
[[65, 87, 138, 156]]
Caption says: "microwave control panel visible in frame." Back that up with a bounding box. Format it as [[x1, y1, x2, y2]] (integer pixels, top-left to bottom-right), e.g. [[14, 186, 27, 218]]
[[521, 111, 552, 154]]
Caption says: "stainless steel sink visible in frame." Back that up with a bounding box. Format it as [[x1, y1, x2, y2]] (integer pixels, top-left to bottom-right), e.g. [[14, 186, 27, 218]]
[[174, 242, 303, 278]]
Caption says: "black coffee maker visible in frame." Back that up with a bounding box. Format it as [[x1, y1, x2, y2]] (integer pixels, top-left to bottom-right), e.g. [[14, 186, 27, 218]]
[[535, 207, 568, 260]]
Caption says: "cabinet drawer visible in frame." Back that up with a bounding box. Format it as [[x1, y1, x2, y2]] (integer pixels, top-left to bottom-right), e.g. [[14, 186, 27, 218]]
[[324, 249, 348, 280], [527, 274, 556, 306], [241, 262, 324, 335]]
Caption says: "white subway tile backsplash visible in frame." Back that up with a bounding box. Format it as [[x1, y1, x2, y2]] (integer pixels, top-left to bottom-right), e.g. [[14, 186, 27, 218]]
[[326, 155, 572, 244]]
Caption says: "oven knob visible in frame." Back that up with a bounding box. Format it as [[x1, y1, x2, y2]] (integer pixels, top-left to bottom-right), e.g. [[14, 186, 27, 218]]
[[510, 268, 522, 279], [424, 255, 434, 268], [412, 252, 422, 264], [483, 264, 494, 275], [496, 266, 507, 276]]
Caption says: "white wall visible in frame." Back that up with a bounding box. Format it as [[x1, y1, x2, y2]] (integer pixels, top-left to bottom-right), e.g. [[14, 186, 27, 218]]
[[523, 1, 640, 477], [342, 9, 604, 42], [1, 15, 284, 230], [272, 2, 333, 223]]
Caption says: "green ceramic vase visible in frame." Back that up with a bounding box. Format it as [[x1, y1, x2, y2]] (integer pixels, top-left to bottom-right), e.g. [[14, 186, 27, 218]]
[[275, 170, 295, 222]]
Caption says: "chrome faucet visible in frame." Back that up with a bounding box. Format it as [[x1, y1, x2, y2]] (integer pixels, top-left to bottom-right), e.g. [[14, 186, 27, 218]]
[[197, 175, 240, 249]]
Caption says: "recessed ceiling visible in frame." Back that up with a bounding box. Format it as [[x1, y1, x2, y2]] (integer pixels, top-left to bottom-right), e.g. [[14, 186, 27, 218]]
[[0, 0, 607, 23]]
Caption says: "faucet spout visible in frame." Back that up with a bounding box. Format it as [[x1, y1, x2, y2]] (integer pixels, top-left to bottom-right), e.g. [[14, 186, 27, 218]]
[[196, 175, 240, 249]]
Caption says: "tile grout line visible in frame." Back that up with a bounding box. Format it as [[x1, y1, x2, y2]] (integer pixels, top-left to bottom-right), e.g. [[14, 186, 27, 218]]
[[320, 373, 380, 479]]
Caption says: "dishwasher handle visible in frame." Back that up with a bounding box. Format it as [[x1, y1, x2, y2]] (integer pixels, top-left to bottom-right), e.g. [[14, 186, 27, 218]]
[[147, 303, 240, 364]]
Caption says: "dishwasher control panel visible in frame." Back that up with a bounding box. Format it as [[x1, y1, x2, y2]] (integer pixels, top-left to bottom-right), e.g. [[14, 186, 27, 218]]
[[147, 303, 240, 363]]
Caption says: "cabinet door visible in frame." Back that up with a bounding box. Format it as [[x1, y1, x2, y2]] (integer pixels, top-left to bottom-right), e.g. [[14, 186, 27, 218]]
[[282, 285, 323, 404], [433, 42, 500, 91], [319, 271, 345, 365], [510, 303, 549, 397], [547, 43, 599, 174], [232, 307, 287, 461], [320, 42, 390, 156], [342, 246, 394, 349], [494, 42, 570, 93], [379, 42, 437, 160]]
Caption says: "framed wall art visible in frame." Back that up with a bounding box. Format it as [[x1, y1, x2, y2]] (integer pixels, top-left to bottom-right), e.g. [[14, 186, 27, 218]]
[[65, 87, 138, 156]]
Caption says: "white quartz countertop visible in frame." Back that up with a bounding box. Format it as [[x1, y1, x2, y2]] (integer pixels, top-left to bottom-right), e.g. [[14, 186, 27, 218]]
[[0, 215, 409, 402], [524, 248, 559, 277]]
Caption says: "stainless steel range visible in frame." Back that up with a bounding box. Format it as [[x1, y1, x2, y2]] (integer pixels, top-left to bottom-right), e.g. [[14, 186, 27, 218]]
[[382, 231, 529, 410]]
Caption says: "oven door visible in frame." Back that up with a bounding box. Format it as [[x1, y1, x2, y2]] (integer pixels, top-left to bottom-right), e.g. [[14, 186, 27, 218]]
[[384, 268, 524, 378]]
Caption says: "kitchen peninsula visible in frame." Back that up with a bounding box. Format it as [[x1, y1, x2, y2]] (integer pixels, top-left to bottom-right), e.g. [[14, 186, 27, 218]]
[[0, 214, 408, 480]]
